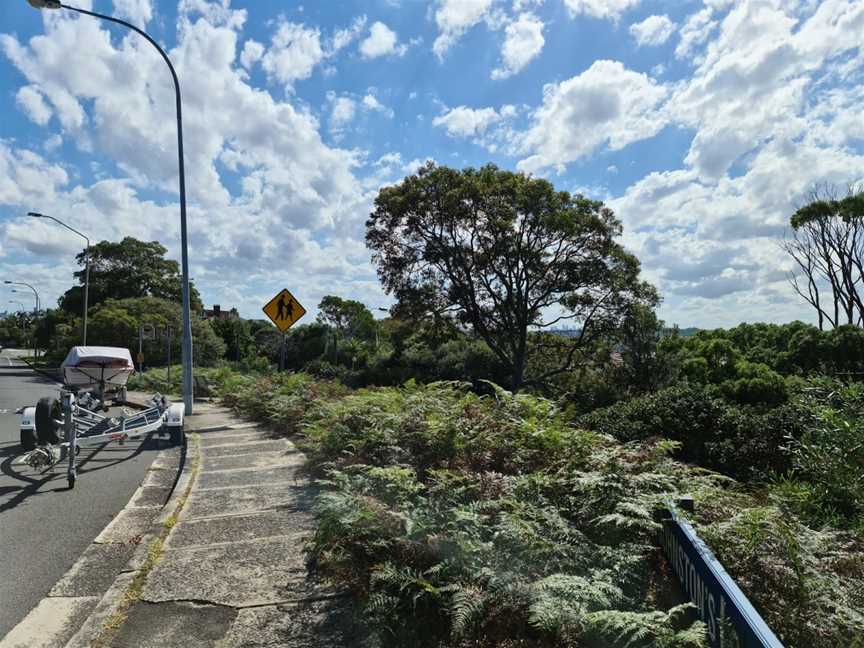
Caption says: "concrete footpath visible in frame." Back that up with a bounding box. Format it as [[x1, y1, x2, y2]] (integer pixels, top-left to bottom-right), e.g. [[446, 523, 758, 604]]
[[1, 397, 358, 648]]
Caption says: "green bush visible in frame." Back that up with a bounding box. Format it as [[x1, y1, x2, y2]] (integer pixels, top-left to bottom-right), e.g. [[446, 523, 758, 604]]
[[719, 361, 788, 405], [304, 382, 706, 647], [206, 368, 863, 646], [579, 384, 800, 479], [772, 379, 864, 530]]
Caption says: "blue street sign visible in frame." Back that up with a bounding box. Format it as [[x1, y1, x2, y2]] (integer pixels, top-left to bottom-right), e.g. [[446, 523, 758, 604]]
[[660, 505, 785, 648]]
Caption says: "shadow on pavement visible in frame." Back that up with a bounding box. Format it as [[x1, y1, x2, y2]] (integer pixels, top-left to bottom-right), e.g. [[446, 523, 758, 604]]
[[0, 435, 164, 513]]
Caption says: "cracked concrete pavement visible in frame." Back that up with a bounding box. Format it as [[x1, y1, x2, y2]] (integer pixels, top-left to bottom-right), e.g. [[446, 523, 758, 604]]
[[2, 398, 360, 648], [87, 400, 357, 647]]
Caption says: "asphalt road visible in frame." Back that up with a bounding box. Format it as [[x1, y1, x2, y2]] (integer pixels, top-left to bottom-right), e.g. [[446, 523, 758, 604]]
[[0, 350, 164, 639]]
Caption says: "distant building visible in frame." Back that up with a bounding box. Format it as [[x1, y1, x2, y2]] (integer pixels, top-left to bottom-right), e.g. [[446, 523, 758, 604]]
[[203, 304, 239, 321]]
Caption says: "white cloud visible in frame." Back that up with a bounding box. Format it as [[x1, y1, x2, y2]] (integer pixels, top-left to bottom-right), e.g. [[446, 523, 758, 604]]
[[432, 0, 495, 59], [328, 92, 395, 137], [0, 1, 382, 316], [260, 21, 324, 88], [433, 105, 507, 137], [491, 13, 544, 80], [44, 134, 63, 152], [331, 15, 367, 53], [239, 39, 264, 69], [517, 60, 668, 173], [0, 142, 68, 208], [329, 95, 357, 131], [562, 0, 640, 21], [112, 0, 153, 27], [608, 134, 864, 326], [663, 1, 864, 180], [675, 8, 717, 61], [359, 21, 406, 59], [362, 94, 395, 118], [16, 86, 53, 125], [629, 14, 675, 47]]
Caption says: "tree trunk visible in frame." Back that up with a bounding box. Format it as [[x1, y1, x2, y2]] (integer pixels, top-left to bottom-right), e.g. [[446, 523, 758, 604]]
[[511, 353, 526, 393]]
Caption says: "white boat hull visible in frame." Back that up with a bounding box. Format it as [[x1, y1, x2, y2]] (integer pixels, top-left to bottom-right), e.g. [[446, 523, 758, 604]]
[[63, 366, 134, 388]]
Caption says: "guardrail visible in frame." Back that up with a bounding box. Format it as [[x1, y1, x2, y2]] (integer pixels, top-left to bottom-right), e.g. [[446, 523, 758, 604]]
[[658, 498, 784, 648]]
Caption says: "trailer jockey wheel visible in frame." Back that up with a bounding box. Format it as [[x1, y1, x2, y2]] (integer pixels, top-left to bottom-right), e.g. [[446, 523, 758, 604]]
[[35, 397, 62, 445], [68, 474, 76, 489]]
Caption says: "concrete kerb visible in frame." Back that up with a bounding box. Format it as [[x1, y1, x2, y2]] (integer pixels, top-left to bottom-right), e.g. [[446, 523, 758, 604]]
[[62, 433, 201, 648], [0, 431, 190, 648]]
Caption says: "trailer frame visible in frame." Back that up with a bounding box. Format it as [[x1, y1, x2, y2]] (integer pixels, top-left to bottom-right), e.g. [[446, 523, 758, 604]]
[[20, 389, 184, 488]]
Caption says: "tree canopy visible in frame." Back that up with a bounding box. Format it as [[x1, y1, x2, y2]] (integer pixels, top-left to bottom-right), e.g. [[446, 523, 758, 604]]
[[783, 186, 864, 329], [59, 237, 203, 314], [366, 163, 657, 390], [316, 295, 376, 342]]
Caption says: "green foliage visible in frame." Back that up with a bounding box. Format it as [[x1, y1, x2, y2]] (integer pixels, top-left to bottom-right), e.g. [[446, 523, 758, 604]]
[[317, 295, 377, 342], [299, 382, 705, 647], [675, 321, 864, 378], [580, 384, 801, 479], [719, 360, 788, 405], [698, 506, 864, 647], [203, 366, 863, 647], [367, 162, 657, 391], [772, 379, 864, 529], [59, 237, 203, 314], [209, 317, 255, 362], [86, 297, 225, 366]]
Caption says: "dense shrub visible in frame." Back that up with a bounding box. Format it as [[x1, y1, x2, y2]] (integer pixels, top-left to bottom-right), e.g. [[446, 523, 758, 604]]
[[579, 384, 800, 479], [772, 379, 864, 530], [304, 382, 707, 647], [719, 361, 788, 405], [207, 369, 864, 647]]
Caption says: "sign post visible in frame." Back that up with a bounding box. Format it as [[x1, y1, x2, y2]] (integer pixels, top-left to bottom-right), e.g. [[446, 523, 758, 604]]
[[139, 323, 155, 373], [262, 288, 306, 371]]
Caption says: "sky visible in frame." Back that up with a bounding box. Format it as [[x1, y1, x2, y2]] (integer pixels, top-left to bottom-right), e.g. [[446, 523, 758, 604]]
[[0, 0, 862, 328]]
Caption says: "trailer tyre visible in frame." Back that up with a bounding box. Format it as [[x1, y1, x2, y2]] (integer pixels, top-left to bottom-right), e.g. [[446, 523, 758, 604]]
[[35, 397, 62, 445], [20, 428, 37, 451]]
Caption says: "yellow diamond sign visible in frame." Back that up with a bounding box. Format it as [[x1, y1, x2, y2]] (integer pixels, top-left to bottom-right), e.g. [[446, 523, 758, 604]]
[[262, 288, 306, 333]]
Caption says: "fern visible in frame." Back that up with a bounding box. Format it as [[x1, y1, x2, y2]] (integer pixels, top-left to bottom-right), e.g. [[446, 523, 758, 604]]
[[583, 604, 707, 648]]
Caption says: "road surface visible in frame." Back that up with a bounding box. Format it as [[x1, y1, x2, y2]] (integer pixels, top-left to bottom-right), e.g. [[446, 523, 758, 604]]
[[0, 350, 164, 639]]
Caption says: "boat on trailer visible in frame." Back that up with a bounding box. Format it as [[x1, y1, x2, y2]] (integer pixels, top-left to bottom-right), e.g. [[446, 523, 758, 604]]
[[61, 346, 135, 404]]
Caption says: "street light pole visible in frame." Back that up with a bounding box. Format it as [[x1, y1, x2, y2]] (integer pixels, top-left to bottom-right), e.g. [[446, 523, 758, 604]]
[[5, 280, 40, 360], [27, 212, 90, 345], [28, 0, 195, 414]]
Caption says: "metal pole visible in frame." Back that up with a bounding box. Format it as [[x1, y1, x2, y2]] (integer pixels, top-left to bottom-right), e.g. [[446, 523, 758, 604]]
[[51, 3, 193, 414], [27, 213, 90, 344], [7, 282, 41, 360], [167, 327, 172, 389], [64, 390, 77, 489], [82, 244, 90, 344]]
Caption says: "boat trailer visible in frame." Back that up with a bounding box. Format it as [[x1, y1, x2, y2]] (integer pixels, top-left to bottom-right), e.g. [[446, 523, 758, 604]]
[[19, 389, 184, 489]]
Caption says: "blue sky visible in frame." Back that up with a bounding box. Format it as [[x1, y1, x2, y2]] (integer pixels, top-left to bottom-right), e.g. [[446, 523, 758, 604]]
[[1, 0, 863, 327]]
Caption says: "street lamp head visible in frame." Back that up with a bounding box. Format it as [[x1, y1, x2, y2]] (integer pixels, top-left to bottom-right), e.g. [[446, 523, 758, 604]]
[[27, 0, 62, 9], [27, 211, 45, 218], [3, 280, 11, 285]]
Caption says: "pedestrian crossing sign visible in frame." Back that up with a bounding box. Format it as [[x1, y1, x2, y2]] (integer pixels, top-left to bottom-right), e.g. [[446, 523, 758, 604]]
[[262, 288, 306, 333]]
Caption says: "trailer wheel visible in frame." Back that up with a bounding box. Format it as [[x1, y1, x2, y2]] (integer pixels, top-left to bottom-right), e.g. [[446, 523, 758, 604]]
[[68, 474, 76, 489], [168, 425, 184, 447], [20, 428, 37, 451], [35, 397, 62, 445]]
